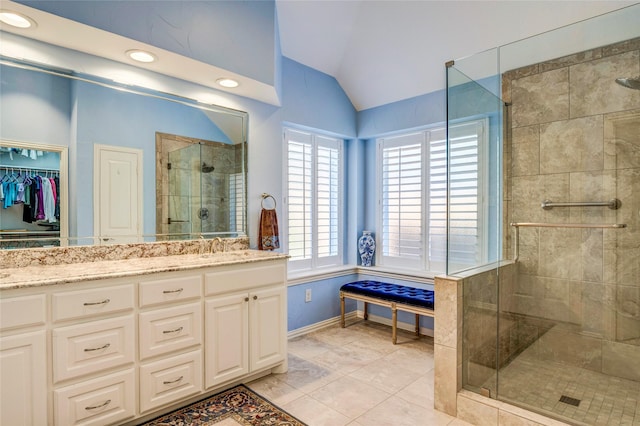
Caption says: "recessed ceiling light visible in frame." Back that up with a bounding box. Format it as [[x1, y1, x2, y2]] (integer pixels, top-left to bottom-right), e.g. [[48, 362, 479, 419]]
[[216, 78, 239, 88], [0, 11, 36, 28], [126, 49, 157, 63]]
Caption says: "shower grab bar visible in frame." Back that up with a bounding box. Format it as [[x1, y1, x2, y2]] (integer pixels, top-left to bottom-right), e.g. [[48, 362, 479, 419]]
[[510, 222, 627, 261], [541, 198, 621, 210], [511, 222, 626, 229]]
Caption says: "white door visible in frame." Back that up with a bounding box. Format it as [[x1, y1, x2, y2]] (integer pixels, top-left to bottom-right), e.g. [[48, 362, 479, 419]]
[[94, 145, 143, 244]]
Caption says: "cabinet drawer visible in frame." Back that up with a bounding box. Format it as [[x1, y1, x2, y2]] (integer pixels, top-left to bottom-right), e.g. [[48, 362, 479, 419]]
[[53, 315, 135, 383], [0, 294, 46, 331], [52, 284, 134, 322], [139, 274, 202, 308], [54, 368, 135, 426], [205, 262, 285, 295], [139, 350, 202, 413], [139, 302, 202, 359]]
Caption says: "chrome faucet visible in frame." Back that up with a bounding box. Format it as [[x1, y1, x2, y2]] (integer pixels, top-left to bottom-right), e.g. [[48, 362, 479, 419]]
[[198, 235, 206, 255], [210, 237, 223, 254]]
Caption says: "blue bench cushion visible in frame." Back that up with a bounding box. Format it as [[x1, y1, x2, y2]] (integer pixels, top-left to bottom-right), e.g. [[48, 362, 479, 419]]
[[340, 280, 434, 310]]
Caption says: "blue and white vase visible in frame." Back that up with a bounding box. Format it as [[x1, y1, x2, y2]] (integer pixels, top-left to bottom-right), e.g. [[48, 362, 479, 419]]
[[358, 231, 375, 267]]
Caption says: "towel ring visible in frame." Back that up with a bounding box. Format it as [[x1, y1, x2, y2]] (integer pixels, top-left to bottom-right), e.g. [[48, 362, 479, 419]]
[[261, 193, 276, 209]]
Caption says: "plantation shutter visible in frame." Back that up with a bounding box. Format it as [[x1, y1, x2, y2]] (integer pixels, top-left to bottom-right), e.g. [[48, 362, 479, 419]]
[[229, 172, 245, 234], [316, 136, 341, 266], [286, 130, 313, 266], [377, 120, 485, 273], [427, 128, 447, 272], [379, 132, 424, 269], [447, 121, 484, 269], [285, 129, 343, 271]]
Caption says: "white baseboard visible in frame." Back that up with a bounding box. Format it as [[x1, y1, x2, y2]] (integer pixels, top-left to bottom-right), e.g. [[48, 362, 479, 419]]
[[287, 311, 358, 339], [287, 310, 434, 339]]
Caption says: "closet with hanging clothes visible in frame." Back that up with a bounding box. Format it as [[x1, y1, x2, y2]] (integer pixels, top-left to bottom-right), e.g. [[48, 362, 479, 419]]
[[0, 145, 64, 249]]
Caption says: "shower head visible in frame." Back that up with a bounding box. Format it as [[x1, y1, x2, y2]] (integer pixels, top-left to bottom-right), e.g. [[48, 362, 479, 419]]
[[201, 162, 215, 173], [615, 76, 640, 90]]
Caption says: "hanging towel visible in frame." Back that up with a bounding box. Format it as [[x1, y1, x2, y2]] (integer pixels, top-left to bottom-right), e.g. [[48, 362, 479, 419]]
[[258, 195, 279, 250]]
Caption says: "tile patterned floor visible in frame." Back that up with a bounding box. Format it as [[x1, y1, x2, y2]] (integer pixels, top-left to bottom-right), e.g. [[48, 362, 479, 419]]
[[497, 347, 640, 426], [248, 321, 474, 426]]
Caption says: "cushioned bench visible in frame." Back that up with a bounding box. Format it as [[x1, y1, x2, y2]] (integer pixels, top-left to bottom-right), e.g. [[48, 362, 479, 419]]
[[340, 280, 435, 344]]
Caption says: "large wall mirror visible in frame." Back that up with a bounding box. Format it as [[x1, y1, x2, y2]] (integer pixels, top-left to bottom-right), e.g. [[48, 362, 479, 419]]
[[0, 50, 248, 249]]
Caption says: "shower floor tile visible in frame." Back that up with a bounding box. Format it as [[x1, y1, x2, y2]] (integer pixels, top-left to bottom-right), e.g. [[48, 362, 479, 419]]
[[494, 346, 640, 426]]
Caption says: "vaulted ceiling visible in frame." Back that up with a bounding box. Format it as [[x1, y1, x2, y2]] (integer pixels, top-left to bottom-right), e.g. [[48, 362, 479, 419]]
[[2, 1, 637, 111], [275, 0, 637, 110]]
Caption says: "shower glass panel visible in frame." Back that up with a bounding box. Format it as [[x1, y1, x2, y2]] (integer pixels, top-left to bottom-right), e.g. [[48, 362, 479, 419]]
[[446, 47, 504, 398], [167, 143, 200, 237], [453, 4, 640, 425], [166, 139, 247, 238], [199, 141, 246, 235]]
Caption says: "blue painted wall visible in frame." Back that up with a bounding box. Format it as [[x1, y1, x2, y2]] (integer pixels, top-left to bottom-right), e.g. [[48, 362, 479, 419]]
[[288, 274, 359, 331], [287, 272, 435, 333], [73, 80, 232, 237], [281, 58, 356, 138], [0, 64, 71, 145], [358, 90, 446, 139]]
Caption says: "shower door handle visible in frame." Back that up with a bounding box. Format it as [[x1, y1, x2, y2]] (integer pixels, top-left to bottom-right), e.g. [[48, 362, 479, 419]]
[[168, 218, 190, 224]]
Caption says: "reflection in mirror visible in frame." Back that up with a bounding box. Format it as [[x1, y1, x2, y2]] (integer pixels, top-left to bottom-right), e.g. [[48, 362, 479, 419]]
[[0, 140, 68, 248], [156, 132, 246, 238], [0, 57, 248, 249]]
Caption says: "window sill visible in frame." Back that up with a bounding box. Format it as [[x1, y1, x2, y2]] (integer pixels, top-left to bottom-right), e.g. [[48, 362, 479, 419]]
[[356, 265, 438, 284], [287, 265, 357, 286], [286, 264, 440, 286]]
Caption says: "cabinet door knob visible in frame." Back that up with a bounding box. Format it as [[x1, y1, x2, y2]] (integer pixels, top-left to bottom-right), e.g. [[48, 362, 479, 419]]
[[244, 297, 249, 302], [253, 295, 258, 300]]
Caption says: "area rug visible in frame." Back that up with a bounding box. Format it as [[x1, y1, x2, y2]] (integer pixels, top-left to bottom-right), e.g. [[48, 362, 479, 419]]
[[142, 384, 307, 426]]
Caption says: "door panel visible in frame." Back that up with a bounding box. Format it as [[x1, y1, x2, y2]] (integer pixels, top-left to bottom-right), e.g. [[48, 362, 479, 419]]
[[94, 145, 142, 244]]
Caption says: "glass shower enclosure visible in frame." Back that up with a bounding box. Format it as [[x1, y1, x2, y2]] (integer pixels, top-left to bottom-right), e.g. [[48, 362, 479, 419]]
[[448, 5, 640, 425], [164, 138, 246, 239]]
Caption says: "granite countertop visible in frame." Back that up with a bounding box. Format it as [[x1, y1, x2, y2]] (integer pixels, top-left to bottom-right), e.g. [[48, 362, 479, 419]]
[[0, 250, 289, 290]]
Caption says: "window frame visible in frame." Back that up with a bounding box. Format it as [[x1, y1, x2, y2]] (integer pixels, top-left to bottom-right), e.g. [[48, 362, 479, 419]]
[[375, 119, 489, 273], [283, 127, 344, 272]]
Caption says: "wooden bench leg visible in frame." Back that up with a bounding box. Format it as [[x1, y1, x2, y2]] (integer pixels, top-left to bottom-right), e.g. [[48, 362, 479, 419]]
[[392, 303, 397, 344], [340, 293, 345, 328], [364, 302, 368, 320], [415, 313, 420, 336]]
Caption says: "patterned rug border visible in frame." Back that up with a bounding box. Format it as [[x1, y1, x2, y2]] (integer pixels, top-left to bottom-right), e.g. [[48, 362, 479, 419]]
[[142, 384, 307, 426]]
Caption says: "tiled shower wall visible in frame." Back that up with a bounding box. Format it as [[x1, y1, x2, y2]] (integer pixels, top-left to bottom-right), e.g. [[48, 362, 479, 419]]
[[156, 133, 244, 236], [501, 38, 640, 380]]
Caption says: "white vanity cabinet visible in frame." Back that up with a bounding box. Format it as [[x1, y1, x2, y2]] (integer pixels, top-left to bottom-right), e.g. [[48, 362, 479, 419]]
[[51, 282, 136, 426], [0, 253, 288, 426], [204, 261, 287, 388], [0, 295, 47, 426], [138, 273, 203, 413]]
